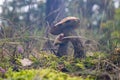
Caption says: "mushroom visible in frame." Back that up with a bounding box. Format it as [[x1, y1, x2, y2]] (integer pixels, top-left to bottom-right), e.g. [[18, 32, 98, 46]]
[[50, 17, 85, 58], [50, 17, 80, 35]]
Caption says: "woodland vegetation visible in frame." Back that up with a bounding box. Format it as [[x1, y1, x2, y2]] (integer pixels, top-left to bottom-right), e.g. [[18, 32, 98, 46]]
[[0, 0, 120, 80]]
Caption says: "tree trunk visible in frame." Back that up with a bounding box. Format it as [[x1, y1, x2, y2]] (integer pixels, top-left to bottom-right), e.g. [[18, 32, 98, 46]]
[[44, 0, 66, 54], [46, 0, 66, 26]]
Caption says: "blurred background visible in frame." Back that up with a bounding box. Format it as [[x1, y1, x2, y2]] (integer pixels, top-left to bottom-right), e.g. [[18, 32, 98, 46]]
[[0, 0, 119, 52], [0, 0, 120, 80]]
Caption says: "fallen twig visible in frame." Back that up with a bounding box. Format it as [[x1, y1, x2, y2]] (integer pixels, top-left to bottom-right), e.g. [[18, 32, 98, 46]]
[[103, 59, 120, 71]]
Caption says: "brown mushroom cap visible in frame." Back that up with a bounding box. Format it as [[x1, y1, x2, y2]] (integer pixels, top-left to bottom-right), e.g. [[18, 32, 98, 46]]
[[50, 17, 80, 35]]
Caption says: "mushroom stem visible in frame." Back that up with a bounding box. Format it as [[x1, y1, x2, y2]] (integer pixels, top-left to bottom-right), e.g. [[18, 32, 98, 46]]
[[65, 30, 85, 58], [56, 40, 69, 57], [56, 29, 85, 58], [53, 33, 69, 57], [70, 38, 85, 58]]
